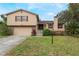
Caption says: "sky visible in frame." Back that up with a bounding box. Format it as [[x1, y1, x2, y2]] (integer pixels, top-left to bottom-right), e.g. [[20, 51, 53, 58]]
[[0, 3, 68, 21]]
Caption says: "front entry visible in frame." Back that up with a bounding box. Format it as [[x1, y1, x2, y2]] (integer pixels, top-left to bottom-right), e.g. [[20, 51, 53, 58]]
[[38, 24, 44, 30]]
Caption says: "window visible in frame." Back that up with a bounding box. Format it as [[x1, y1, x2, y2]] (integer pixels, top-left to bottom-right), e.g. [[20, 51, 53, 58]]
[[58, 23, 63, 28], [22, 16, 28, 21], [48, 23, 53, 28], [15, 16, 28, 22], [15, 16, 21, 21]]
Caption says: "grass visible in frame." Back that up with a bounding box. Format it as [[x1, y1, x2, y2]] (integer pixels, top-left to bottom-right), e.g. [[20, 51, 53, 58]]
[[0, 36, 4, 38], [0, 36, 2, 38], [0, 35, 8, 38], [6, 36, 79, 56]]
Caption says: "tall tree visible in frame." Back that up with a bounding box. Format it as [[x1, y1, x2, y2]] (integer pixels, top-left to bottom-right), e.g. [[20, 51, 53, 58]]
[[0, 15, 7, 24], [56, 3, 79, 35], [0, 15, 12, 36]]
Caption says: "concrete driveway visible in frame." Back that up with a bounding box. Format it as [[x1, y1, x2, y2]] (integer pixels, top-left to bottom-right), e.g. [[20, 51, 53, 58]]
[[0, 36, 26, 56]]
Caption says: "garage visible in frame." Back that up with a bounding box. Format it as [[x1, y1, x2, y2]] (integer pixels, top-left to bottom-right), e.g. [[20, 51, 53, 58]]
[[13, 27, 32, 36]]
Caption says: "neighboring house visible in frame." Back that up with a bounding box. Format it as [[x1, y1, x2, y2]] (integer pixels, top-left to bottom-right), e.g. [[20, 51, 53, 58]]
[[2, 9, 65, 36]]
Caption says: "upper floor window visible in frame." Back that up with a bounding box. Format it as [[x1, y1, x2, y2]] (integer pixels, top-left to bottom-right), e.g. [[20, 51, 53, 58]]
[[15, 16, 28, 22], [48, 23, 53, 28], [58, 23, 63, 28]]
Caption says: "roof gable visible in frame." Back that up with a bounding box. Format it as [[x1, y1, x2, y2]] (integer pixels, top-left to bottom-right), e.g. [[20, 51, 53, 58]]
[[6, 9, 38, 16], [5, 9, 39, 21]]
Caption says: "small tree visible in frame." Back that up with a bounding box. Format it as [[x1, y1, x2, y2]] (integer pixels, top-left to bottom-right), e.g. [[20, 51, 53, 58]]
[[0, 15, 12, 36], [0, 22, 12, 36], [1, 15, 7, 24]]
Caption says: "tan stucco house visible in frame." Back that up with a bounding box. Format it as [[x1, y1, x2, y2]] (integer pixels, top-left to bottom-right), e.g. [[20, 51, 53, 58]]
[[2, 9, 65, 36]]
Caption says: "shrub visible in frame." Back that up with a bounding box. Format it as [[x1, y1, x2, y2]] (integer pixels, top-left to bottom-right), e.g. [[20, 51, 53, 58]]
[[64, 20, 79, 36], [31, 29, 36, 36], [43, 29, 53, 36], [53, 31, 65, 35], [0, 22, 12, 36]]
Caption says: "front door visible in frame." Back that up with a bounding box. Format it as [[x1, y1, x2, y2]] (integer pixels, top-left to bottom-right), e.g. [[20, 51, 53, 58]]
[[38, 24, 44, 30]]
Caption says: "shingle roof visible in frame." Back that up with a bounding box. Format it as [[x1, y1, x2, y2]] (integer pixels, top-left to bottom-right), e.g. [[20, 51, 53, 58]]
[[6, 9, 38, 16], [4, 9, 39, 21], [38, 21, 53, 24]]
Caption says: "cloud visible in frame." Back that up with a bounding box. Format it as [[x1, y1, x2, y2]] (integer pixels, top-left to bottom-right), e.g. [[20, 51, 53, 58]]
[[27, 3, 48, 10], [27, 3, 67, 20], [55, 4, 65, 9], [47, 12, 55, 16], [39, 12, 55, 21], [27, 4, 41, 10], [27, 4, 36, 10], [52, 3, 68, 10]]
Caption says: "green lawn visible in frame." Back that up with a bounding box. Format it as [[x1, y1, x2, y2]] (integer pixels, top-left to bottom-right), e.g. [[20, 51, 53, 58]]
[[6, 36, 79, 56], [0, 36, 4, 38]]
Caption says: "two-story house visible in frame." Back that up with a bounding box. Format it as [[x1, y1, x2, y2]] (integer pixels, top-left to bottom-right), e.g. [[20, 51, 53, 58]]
[[2, 9, 65, 36], [6, 9, 39, 36]]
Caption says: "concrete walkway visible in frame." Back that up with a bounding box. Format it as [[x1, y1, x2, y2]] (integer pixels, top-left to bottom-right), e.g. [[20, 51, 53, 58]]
[[0, 36, 26, 56]]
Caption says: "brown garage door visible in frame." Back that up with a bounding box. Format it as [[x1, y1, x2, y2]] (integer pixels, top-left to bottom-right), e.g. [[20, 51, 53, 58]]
[[13, 27, 32, 36]]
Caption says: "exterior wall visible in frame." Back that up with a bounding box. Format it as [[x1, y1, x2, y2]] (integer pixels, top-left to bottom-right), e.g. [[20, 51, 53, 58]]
[[44, 23, 53, 30], [11, 27, 36, 36], [53, 18, 65, 31], [6, 10, 65, 36], [6, 10, 38, 36], [45, 23, 48, 29], [7, 10, 37, 26]]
